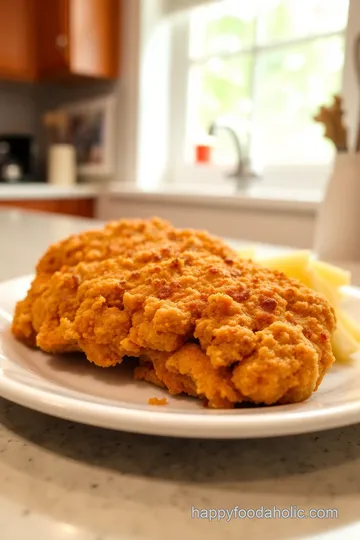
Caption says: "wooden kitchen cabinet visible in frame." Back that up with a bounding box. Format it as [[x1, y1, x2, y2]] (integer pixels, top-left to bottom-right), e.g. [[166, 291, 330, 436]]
[[0, 0, 120, 83], [36, 0, 120, 81], [0, 198, 95, 217], [0, 0, 36, 81], [36, 0, 70, 77]]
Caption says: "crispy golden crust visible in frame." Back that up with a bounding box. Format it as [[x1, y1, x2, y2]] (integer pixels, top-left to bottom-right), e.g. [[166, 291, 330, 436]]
[[36, 217, 234, 274], [11, 224, 336, 408], [12, 217, 234, 346]]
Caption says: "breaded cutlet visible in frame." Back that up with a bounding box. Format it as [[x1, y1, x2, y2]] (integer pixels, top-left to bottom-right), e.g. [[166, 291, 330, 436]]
[[12, 239, 336, 408]]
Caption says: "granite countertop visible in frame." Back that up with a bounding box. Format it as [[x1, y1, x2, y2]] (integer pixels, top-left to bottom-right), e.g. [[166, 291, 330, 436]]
[[1, 209, 360, 540], [0, 183, 99, 200]]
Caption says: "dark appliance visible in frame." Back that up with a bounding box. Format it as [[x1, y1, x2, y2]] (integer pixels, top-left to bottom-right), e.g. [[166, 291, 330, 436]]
[[0, 135, 36, 183]]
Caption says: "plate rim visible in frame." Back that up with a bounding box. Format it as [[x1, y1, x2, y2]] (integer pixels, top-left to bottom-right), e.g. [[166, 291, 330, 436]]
[[1, 275, 360, 439]]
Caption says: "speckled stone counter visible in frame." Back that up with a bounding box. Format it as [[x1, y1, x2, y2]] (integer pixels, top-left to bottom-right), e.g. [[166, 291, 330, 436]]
[[1, 209, 360, 540]]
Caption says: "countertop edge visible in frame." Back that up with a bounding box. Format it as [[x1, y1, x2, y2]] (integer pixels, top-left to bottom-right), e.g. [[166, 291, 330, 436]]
[[106, 184, 320, 213], [0, 183, 100, 200], [0, 182, 322, 212]]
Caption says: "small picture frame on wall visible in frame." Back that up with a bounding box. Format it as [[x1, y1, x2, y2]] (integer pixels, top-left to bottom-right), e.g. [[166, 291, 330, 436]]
[[44, 95, 116, 177]]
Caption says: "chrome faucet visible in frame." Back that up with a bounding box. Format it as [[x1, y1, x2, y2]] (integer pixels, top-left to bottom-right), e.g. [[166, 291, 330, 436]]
[[208, 122, 258, 186]]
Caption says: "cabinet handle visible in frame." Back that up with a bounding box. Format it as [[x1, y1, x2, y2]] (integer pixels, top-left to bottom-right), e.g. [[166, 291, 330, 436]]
[[56, 35, 68, 49]]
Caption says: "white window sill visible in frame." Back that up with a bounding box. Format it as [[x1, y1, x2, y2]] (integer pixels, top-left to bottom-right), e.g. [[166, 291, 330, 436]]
[[107, 181, 323, 213]]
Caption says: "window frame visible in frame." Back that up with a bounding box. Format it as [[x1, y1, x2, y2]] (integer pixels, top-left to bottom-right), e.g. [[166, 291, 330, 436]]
[[167, 0, 354, 189]]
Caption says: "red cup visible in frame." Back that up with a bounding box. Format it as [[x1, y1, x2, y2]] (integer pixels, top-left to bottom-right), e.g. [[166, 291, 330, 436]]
[[195, 144, 211, 164]]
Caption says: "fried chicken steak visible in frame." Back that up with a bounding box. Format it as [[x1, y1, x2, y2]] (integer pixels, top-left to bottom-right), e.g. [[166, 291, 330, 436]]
[[12, 217, 336, 408]]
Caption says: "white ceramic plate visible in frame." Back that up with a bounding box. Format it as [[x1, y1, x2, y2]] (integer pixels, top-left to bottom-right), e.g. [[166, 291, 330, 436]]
[[1, 275, 360, 439]]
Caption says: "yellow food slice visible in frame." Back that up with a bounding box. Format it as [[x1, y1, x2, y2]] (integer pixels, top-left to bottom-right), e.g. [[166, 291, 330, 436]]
[[339, 309, 360, 344], [258, 251, 312, 286], [309, 268, 342, 308], [331, 321, 360, 363], [312, 260, 350, 288]]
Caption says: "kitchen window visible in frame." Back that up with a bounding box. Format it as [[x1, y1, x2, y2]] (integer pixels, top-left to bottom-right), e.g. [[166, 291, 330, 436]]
[[166, 0, 351, 186]]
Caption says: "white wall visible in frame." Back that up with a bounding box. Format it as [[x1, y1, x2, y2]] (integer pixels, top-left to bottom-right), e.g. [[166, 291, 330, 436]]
[[96, 195, 316, 248]]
